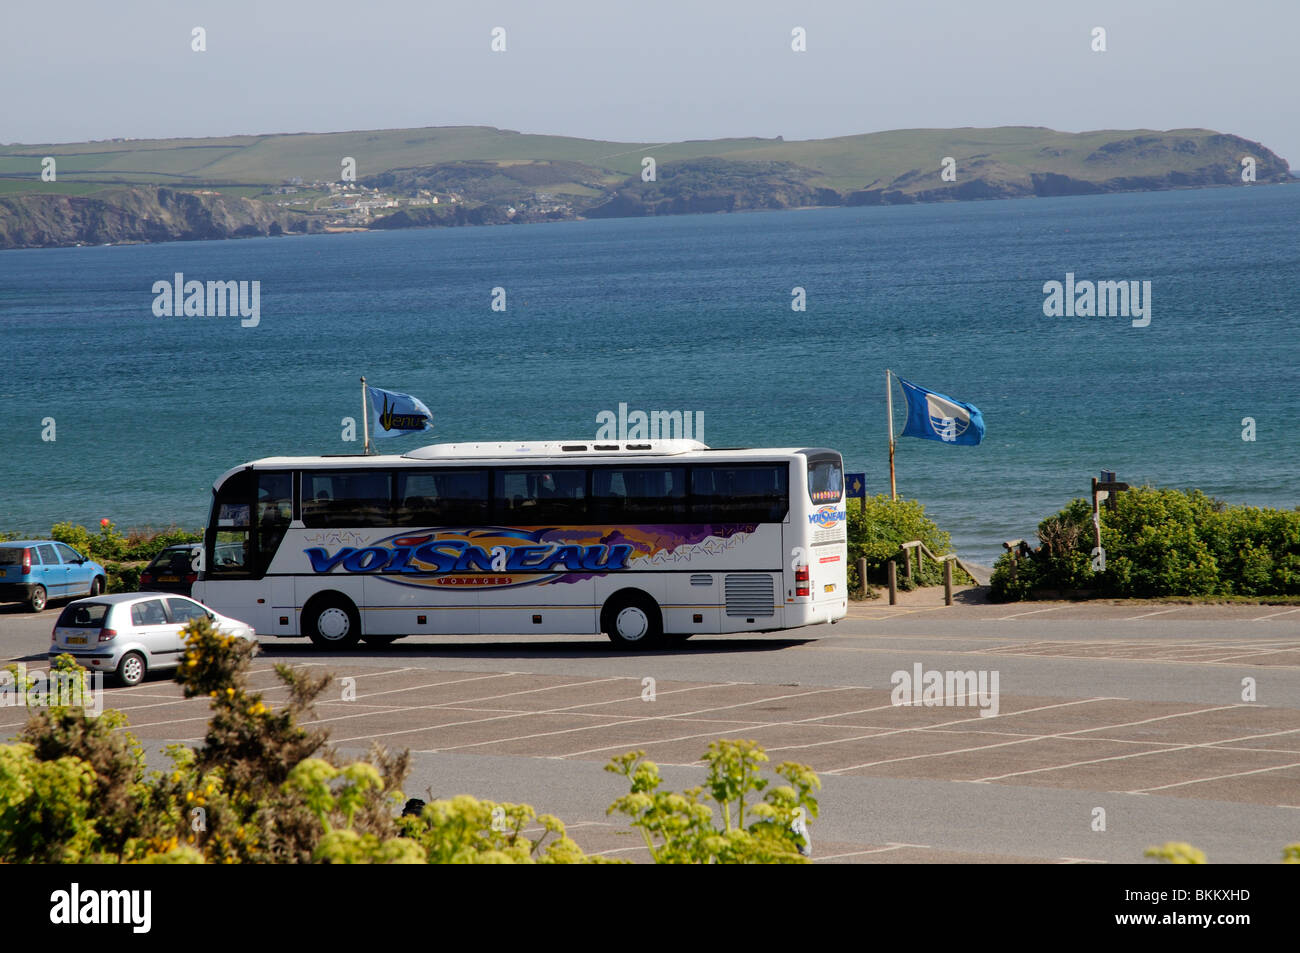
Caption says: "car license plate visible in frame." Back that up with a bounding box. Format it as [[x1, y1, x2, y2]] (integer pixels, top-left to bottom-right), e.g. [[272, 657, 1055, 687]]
[[824, 584, 835, 593], [0, 569, 6, 577], [66, 636, 87, 645], [159, 575, 178, 582]]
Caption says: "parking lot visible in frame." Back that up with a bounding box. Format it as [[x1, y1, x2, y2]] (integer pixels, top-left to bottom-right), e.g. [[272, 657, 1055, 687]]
[[3, 599, 1298, 862]]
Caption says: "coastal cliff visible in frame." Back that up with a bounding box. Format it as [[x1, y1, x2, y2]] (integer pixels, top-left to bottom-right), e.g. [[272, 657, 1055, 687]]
[[0, 187, 322, 249]]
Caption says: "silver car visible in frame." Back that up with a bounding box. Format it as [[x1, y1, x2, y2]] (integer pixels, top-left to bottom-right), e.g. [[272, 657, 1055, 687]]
[[49, 592, 256, 687]]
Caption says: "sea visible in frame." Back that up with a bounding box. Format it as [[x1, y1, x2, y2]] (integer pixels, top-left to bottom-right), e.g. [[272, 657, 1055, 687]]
[[1, 184, 1296, 567]]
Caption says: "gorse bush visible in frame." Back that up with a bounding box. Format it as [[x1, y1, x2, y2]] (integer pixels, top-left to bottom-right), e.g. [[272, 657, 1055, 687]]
[[990, 487, 1300, 601], [0, 621, 820, 864]]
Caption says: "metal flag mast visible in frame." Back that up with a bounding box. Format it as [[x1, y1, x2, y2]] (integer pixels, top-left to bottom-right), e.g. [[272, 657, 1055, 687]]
[[886, 368, 897, 500], [360, 375, 371, 455]]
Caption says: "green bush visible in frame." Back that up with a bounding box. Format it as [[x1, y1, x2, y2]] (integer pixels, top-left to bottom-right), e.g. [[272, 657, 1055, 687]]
[[122, 526, 203, 561], [847, 495, 969, 593], [105, 564, 141, 593], [990, 487, 1300, 601], [42, 521, 202, 565], [53, 519, 130, 562]]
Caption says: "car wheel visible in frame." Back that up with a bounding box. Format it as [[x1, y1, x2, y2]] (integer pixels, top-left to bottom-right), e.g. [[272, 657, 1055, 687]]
[[601, 591, 663, 649], [27, 585, 46, 612], [304, 594, 362, 649], [117, 651, 146, 687], [89, 576, 104, 597]]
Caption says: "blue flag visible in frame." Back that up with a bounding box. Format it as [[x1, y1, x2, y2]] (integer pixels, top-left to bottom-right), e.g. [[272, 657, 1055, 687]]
[[367, 385, 433, 439], [897, 378, 985, 446], [845, 472, 867, 501]]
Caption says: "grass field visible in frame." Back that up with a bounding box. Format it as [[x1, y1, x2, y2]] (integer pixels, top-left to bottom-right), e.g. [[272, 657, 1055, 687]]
[[2, 124, 1268, 198]]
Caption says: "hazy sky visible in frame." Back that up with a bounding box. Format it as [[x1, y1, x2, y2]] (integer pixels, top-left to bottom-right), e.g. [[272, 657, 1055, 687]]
[[3, 0, 1296, 163]]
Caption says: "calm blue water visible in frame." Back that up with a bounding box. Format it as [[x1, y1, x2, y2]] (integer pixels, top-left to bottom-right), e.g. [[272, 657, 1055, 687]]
[[2, 185, 1297, 566]]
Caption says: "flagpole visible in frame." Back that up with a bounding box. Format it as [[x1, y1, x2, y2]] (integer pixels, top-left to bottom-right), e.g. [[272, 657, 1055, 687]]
[[360, 376, 370, 455], [886, 369, 897, 500]]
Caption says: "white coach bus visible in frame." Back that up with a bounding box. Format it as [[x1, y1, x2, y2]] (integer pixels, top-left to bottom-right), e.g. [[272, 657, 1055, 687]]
[[191, 440, 847, 649]]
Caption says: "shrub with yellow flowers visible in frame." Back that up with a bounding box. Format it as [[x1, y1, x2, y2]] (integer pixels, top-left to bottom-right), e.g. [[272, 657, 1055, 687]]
[[606, 738, 820, 863], [2, 621, 824, 865]]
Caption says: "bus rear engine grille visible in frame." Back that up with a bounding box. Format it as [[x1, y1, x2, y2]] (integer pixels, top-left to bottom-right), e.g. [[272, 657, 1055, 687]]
[[724, 574, 775, 617]]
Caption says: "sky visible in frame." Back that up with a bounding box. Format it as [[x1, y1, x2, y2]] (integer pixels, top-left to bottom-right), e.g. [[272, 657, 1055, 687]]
[[2, 0, 1296, 164]]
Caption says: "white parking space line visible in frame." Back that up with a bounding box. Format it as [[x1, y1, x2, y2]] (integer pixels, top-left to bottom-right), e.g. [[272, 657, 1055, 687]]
[[329, 667, 418, 680], [992, 607, 1064, 621], [786, 698, 1117, 766], [975, 721, 1299, 783], [1205, 648, 1300, 662], [350, 672, 520, 702], [1250, 607, 1300, 622], [813, 844, 916, 860], [328, 681, 748, 744], [1121, 607, 1185, 621], [429, 686, 856, 755], [827, 704, 1240, 777], [1131, 760, 1300, 792]]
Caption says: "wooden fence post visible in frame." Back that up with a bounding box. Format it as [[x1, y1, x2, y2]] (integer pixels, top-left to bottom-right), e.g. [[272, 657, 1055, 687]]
[[887, 559, 897, 605], [944, 558, 953, 606]]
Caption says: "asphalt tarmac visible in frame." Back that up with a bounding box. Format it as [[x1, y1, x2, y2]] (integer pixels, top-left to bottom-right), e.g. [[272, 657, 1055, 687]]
[[3, 598, 1297, 862]]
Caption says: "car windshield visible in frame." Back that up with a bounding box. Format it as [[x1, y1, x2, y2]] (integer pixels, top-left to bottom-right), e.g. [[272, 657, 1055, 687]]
[[150, 549, 193, 573], [57, 603, 110, 628]]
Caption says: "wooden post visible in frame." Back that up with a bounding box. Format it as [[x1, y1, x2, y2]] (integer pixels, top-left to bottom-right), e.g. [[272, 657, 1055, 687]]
[[856, 557, 867, 596], [1090, 476, 1102, 556], [944, 558, 953, 606], [1004, 540, 1020, 586], [903, 546, 912, 584], [887, 559, 897, 605]]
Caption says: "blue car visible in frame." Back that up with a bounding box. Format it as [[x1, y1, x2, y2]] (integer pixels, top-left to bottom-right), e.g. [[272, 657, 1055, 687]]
[[0, 540, 107, 612]]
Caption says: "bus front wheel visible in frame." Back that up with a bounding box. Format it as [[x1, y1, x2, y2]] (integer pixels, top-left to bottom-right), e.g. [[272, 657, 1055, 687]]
[[305, 594, 362, 649], [601, 591, 663, 650]]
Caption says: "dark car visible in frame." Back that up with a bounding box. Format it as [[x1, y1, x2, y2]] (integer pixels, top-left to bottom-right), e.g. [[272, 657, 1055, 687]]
[[138, 544, 200, 596]]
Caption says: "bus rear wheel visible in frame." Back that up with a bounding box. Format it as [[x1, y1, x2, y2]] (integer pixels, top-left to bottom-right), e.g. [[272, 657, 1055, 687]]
[[601, 591, 663, 650], [305, 594, 362, 649]]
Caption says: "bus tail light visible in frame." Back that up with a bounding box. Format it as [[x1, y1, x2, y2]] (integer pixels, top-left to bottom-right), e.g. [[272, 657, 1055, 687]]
[[795, 565, 811, 597]]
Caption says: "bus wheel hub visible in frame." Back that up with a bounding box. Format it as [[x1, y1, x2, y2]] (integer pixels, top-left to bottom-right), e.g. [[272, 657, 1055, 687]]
[[318, 608, 351, 639], [616, 607, 648, 640]]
